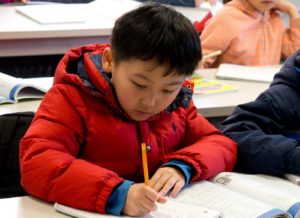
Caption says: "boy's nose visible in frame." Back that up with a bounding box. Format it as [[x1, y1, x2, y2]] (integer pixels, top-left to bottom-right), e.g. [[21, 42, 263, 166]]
[[142, 93, 157, 107]]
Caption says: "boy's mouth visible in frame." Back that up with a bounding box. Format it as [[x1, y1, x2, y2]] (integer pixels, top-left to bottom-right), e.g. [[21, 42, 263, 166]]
[[135, 110, 152, 118]]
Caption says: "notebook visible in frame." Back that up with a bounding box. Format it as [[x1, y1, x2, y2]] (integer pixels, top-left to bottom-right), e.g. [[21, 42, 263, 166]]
[[54, 198, 222, 218], [216, 63, 282, 83], [15, 4, 86, 24], [190, 74, 237, 95]]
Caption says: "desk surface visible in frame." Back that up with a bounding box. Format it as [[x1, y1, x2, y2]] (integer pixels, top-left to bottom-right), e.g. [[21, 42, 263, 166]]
[[0, 2, 207, 57], [0, 196, 67, 218], [193, 68, 270, 117], [0, 4, 115, 57], [0, 68, 270, 118]]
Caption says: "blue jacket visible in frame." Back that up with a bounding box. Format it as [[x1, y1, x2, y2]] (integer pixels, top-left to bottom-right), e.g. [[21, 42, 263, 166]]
[[220, 50, 300, 176]]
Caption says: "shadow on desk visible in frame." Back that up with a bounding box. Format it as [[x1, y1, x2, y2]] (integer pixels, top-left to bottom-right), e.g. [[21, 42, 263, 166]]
[[0, 112, 34, 198], [207, 116, 227, 129]]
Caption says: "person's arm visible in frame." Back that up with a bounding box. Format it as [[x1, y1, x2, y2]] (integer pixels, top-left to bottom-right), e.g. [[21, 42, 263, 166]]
[[199, 10, 237, 68], [220, 85, 300, 175], [106, 180, 133, 215], [163, 100, 237, 182], [20, 85, 124, 214], [273, 0, 300, 58], [273, 0, 300, 19]]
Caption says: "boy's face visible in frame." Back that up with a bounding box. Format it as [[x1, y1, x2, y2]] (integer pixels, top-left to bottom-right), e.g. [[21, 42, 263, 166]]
[[246, 0, 276, 13], [110, 57, 185, 121]]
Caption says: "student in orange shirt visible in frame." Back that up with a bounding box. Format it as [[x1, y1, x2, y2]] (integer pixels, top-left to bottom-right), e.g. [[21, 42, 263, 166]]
[[200, 0, 300, 68]]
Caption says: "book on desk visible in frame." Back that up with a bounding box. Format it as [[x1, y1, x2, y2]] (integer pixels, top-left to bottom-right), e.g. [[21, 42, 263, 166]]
[[190, 74, 237, 95], [55, 197, 222, 218], [216, 63, 282, 83], [0, 72, 53, 104], [54, 172, 300, 218]]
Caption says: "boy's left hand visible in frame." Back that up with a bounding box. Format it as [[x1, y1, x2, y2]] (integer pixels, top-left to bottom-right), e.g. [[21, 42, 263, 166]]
[[149, 167, 185, 198]]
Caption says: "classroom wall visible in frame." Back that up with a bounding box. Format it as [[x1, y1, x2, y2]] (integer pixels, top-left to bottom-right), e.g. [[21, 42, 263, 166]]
[[290, 0, 300, 8], [279, 0, 300, 26]]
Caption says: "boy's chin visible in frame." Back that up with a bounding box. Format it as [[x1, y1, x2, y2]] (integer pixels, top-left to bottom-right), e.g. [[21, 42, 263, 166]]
[[128, 113, 151, 122]]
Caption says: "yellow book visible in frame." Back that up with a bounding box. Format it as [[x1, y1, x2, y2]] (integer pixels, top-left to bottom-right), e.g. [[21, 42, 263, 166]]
[[190, 75, 237, 95]]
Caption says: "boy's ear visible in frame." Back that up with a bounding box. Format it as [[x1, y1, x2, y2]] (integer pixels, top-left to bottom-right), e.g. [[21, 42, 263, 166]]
[[102, 47, 113, 72]]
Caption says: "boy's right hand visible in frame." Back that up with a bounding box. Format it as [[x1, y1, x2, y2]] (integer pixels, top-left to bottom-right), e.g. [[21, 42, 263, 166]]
[[122, 183, 167, 216]]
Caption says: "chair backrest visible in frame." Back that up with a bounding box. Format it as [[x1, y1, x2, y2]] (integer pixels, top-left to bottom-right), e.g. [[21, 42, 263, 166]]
[[0, 112, 34, 198]]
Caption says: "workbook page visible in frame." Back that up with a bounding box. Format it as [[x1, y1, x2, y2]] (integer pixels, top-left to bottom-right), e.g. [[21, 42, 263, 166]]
[[176, 180, 290, 218]]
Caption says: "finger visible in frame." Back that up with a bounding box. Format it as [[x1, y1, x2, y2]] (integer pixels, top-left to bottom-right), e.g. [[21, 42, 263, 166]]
[[168, 180, 185, 198], [149, 171, 162, 188], [141, 196, 158, 213], [159, 177, 178, 196], [144, 185, 161, 202], [152, 173, 172, 193], [157, 195, 168, 203]]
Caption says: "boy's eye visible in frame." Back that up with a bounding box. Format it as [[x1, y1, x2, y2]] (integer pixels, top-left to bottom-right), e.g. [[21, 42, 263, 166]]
[[162, 89, 175, 94], [132, 81, 146, 89]]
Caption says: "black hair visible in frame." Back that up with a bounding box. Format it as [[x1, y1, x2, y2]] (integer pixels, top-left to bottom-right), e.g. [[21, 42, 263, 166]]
[[111, 3, 202, 76]]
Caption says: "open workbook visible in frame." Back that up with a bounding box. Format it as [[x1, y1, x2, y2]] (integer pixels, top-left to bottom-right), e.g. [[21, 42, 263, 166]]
[[54, 172, 300, 218], [0, 72, 53, 104], [54, 197, 222, 218], [207, 172, 300, 218]]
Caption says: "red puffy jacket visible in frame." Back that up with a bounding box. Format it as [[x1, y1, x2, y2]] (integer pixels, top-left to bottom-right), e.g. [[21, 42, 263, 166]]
[[20, 44, 236, 213]]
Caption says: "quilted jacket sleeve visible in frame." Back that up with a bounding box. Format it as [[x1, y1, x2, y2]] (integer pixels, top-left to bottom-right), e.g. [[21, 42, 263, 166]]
[[20, 85, 123, 214], [163, 100, 237, 182], [220, 85, 300, 176]]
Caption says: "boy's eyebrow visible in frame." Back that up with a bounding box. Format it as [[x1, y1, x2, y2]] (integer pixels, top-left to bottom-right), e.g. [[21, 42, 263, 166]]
[[135, 74, 154, 83], [135, 74, 183, 86]]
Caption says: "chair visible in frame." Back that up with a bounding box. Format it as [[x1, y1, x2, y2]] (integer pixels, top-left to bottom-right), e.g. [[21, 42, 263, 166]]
[[0, 55, 61, 78], [0, 112, 34, 198]]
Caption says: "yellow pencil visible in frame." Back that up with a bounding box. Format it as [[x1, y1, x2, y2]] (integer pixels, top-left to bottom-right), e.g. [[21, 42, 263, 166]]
[[141, 142, 149, 185], [202, 50, 222, 60]]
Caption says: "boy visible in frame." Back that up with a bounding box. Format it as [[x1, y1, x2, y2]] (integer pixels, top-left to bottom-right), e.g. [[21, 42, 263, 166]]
[[20, 3, 237, 216], [200, 0, 300, 68], [220, 49, 300, 176]]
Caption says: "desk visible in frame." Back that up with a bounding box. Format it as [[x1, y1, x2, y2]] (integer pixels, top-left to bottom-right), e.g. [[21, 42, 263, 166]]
[[193, 69, 270, 118], [0, 4, 115, 57], [0, 196, 67, 218], [0, 69, 270, 118], [0, 3, 207, 58]]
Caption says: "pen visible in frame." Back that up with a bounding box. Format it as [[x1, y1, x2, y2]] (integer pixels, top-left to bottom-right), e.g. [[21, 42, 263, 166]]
[[141, 142, 149, 185], [202, 50, 222, 60]]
